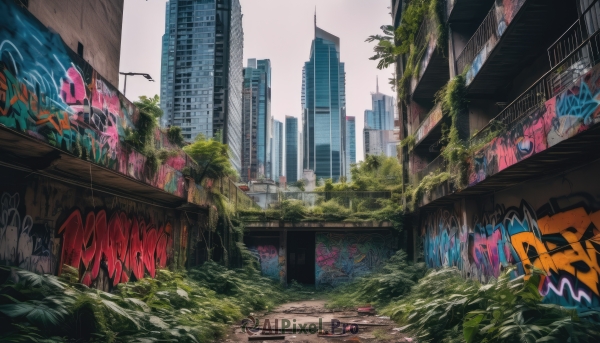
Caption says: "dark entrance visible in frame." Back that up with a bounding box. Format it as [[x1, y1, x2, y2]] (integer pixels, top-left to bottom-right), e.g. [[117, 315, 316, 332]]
[[287, 231, 315, 284]]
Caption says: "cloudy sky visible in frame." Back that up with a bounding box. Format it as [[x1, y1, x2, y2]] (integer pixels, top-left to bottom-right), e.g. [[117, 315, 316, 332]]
[[119, 0, 394, 162]]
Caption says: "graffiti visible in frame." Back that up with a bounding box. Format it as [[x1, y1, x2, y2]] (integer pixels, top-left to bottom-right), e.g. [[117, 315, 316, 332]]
[[415, 104, 443, 144], [0, 192, 55, 274], [315, 233, 393, 287], [423, 195, 600, 309], [248, 245, 279, 280], [469, 64, 600, 186], [0, 1, 185, 197], [59, 209, 173, 287], [466, 0, 525, 84]]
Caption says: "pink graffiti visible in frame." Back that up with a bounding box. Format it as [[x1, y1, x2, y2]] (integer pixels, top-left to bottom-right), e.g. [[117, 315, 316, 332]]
[[316, 243, 340, 267]]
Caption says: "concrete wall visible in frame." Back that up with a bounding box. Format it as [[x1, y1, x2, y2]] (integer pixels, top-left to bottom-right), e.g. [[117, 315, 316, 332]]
[[315, 232, 395, 287], [0, 166, 193, 291], [27, 0, 124, 86], [0, 0, 191, 197], [421, 158, 600, 309]]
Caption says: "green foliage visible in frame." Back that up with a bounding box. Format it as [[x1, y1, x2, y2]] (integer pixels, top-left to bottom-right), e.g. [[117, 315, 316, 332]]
[[133, 95, 163, 120], [183, 134, 237, 183], [381, 267, 600, 343], [400, 134, 416, 152], [167, 125, 185, 147], [407, 171, 450, 211], [280, 199, 307, 221], [325, 250, 427, 309], [292, 179, 306, 191], [0, 263, 309, 342]]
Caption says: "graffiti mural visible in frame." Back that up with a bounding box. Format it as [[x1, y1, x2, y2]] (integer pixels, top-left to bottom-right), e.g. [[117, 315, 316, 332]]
[[466, 0, 526, 84], [59, 209, 173, 287], [469, 64, 600, 186], [0, 192, 56, 274], [0, 1, 185, 197], [315, 233, 394, 287], [415, 104, 443, 144], [423, 194, 600, 309], [248, 245, 280, 280]]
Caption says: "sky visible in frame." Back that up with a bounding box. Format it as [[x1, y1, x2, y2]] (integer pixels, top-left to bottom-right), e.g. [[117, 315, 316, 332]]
[[119, 0, 395, 162]]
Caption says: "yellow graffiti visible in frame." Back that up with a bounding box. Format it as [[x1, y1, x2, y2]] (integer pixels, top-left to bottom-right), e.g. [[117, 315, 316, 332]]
[[511, 207, 600, 297]]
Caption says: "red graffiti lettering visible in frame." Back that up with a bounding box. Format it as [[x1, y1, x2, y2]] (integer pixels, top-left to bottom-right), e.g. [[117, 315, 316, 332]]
[[58, 209, 172, 287]]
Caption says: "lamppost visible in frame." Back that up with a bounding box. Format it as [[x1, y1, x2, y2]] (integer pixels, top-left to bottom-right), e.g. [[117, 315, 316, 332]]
[[119, 72, 154, 96]]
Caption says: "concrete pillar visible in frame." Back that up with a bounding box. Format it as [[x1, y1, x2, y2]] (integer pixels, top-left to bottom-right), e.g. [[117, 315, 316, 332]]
[[279, 229, 287, 286]]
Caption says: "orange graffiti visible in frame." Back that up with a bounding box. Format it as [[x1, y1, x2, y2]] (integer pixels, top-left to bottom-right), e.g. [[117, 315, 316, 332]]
[[512, 207, 600, 297]]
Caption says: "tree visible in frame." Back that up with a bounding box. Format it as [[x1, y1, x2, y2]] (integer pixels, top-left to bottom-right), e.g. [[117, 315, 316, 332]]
[[183, 134, 237, 183], [134, 95, 163, 120]]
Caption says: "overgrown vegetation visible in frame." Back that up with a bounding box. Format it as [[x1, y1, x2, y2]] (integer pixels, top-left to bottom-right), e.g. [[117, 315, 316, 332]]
[[183, 133, 238, 184], [123, 95, 164, 176], [368, 0, 447, 102], [379, 267, 600, 343], [167, 126, 186, 147], [0, 263, 306, 342], [238, 155, 405, 229], [325, 250, 427, 309]]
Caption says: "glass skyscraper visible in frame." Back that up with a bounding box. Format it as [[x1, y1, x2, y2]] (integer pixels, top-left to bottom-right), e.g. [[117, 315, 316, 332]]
[[363, 82, 397, 157], [241, 59, 271, 180], [364, 81, 395, 130], [272, 119, 283, 181], [160, 0, 244, 172], [285, 116, 300, 183], [302, 20, 346, 181], [345, 116, 356, 180]]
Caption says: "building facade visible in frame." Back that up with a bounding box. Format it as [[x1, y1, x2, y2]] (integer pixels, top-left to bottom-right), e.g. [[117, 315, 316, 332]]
[[285, 116, 301, 183], [160, 0, 244, 172], [364, 84, 397, 157], [241, 59, 272, 181], [345, 116, 356, 179], [395, 0, 600, 310], [272, 119, 283, 181], [302, 21, 346, 181]]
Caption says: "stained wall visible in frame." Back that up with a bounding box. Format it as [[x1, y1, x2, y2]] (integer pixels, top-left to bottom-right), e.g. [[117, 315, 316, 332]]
[[422, 158, 600, 310], [0, 166, 192, 291]]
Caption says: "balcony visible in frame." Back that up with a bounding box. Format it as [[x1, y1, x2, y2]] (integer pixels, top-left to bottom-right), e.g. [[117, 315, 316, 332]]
[[412, 103, 446, 149], [410, 17, 450, 101], [447, 0, 495, 24], [455, 0, 576, 97], [467, 24, 600, 190]]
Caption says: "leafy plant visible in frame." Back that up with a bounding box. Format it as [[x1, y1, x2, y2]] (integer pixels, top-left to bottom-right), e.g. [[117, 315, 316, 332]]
[[167, 125, 185, 147], [183, 134, 237, 184]]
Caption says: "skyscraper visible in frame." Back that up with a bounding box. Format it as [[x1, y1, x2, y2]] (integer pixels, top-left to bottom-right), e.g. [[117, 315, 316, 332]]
[[272, 119, 284, 181], [364, 79, 395, 131], [160, 0, 244, 172], [285, 116, 301, 183], [302, 16, 346, 180], [345, 116, 356, 180], [241, 59, 272, 180], [363, 79, 398, 157]]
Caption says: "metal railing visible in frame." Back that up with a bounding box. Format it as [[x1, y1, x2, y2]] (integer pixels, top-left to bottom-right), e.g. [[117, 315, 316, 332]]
[[281, 191, 393, 212], [548, 0, 600, 68], [456, 6, 498, 74], [411, 155, 447, 187], [472, 28, 600, 143]]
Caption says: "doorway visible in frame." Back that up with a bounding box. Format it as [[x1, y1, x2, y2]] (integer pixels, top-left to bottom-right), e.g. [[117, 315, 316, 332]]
[[287, 231, 315, 285]]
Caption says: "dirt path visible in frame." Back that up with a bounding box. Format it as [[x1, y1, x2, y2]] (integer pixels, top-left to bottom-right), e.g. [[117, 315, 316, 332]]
[[220, 299, 416, 343]]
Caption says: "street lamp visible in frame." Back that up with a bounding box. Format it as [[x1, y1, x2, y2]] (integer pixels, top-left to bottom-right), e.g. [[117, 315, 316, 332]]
[[119, 72, 154, 96]]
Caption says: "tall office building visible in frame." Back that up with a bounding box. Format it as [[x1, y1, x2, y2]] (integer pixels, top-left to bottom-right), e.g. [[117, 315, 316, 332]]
[[160, 0, 244, 172], [302, 17, 346, 180], [364, 79, 395, 130], [363, 80, 397, 157], [345, 116, 356, 180], [272, 119, 284, 181], [241, 59, 272, 180], [285, 116, 301, 183]]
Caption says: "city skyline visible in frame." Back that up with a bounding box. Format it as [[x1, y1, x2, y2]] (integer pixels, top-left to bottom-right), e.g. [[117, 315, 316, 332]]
[[119, 0, 394, 162]]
